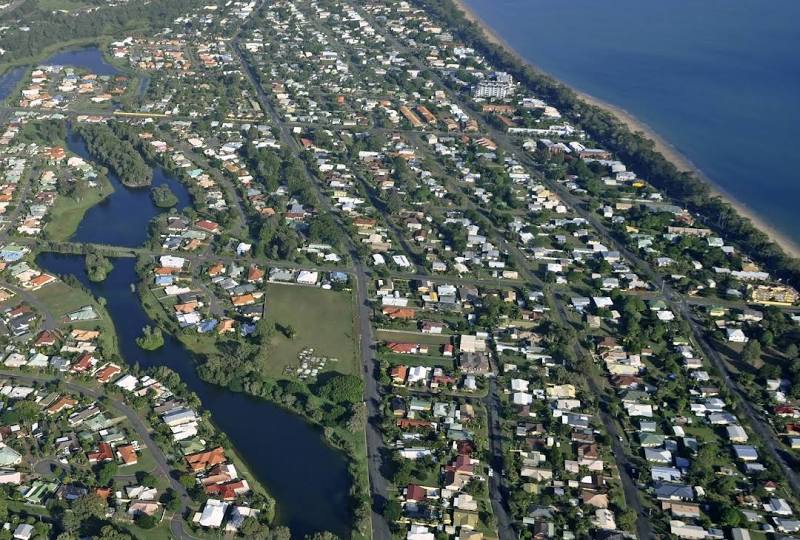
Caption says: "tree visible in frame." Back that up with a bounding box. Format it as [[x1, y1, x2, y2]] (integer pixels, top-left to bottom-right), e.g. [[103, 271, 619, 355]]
[[72, 493, 106, 521], [85, 252, 114, 282], [60, 510, 79, 533], [316, 374, 363, 405], [151, 184, 179, 208], [269, 527, 291, 540], [741, 339, 762, 364], [239, 516, 269, 538], [718, 504, 744, 527], [135, 513, 156, 529], [137, 472, 157, 487], [95, 525, 132, 540], [382, 499, 402, 522], [179, 474, 196, 489], [616, 509, 637, 531], [136, 325, 164, 350], [305, 533, 339, 540], [96, 461, 117, 486], [160, 488, 180, 513]]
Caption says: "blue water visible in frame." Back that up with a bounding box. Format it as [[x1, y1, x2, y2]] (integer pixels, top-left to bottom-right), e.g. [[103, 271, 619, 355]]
[[0, 67, 25, 102], [66, 129, 192, 247], [36, 255, 352, 538], [463, 0, 800, 247], [28, 45, 353, 537], [43, 46, 120, 76]]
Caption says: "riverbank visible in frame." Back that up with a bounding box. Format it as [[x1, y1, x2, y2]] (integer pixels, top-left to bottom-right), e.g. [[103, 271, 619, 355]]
[[451, 0, 800, 259]]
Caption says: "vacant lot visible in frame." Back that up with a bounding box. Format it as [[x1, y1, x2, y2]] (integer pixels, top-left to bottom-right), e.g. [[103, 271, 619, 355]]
[[261, 284, 358, 378]]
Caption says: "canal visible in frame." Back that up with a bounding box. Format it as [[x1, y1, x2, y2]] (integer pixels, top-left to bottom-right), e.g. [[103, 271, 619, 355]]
[[33, 47, 352, 538]]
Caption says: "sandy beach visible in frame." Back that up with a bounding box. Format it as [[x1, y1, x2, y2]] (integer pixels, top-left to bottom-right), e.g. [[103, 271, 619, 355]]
[[451, 0, 800, 259]]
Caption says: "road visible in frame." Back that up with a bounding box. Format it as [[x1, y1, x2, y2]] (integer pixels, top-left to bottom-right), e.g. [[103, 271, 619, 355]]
[[549, 293, 656, 540], [0, 370, 199, 540], [483, 378, 517, 540], [232, 19, 394, 539]]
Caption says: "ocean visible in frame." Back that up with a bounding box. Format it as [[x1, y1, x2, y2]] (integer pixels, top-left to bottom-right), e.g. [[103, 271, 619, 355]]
[[462, 0, 800, 248]]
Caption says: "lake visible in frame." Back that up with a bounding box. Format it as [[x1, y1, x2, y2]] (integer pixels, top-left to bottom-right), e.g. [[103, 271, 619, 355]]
[[33, 45, 353, 540], [66, 128, 192, 247], [463, 0, 800, 247]]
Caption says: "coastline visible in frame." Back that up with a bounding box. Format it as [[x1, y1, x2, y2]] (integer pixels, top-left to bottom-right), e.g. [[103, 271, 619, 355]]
[[451, 0, 800, 259]]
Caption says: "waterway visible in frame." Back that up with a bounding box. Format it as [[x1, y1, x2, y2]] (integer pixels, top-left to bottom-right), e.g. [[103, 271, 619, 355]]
[[32, 45, 353, 540], [0, 67, 25, 102], [43, 45, 122, 77], [65, 128, 192, 247], [462, 0, 800, 247]]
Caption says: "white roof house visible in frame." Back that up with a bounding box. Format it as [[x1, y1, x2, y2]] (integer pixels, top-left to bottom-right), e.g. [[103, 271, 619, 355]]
[[13, 524, 34, 540], [726, 425, 748, 443], [159, 255, 185, 269], [512, 392, 533, 406], [114, 374, 139, 392], [197, 499, 229, 528], [726, 328, 748, 343], [764, 498, 793, 516], [510, 378, 529, 392]]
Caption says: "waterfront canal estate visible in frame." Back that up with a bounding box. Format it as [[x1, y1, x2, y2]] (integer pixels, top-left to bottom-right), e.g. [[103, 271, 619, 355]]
[[0, 1, 798, 540]]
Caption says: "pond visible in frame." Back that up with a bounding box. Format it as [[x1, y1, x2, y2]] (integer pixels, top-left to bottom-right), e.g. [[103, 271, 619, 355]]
[[43, 46, 121, 77]]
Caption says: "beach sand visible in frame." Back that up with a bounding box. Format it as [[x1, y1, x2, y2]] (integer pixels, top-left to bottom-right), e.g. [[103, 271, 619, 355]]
[[451, 0, 800, 259]]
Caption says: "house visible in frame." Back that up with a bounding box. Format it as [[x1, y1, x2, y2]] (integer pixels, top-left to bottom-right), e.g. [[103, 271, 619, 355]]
[[46, 396, 77, 415], [669, 520, 706, 539], [13, 524, 34, 540], [0, 444, 22, 467], [387, 342, 428, 355], [186, 447, 226, 472], [390, 365, 408, 384], [117, 444, 138, 465], [195, 498, 229, 528], [764, 498, 793, 516], [87, 442, 114, 464], [726, 328, 748, 343], [655, 482, 694, 501], [459, 335, 487, 353], [459, 352, 490, 374]]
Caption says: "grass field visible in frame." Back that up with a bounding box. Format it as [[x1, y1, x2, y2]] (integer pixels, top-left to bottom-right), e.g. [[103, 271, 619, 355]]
[[37, 0, 88, 11], [45, 177, 114, 241], [32, 280, 96, 321], [260, 284, 358, 378], [376, 329, 452, 346]]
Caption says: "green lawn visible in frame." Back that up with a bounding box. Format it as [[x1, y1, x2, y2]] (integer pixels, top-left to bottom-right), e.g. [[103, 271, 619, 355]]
[[32, 281, 96, 321], [376, 329, 453, 346], [260, 284, 358, 378], [45, 177, 114, 241], [37, 0, 88, 11]]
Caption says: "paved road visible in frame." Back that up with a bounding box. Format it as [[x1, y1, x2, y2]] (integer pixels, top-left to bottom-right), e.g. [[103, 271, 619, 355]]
[[233, 22, 394, 539], [483, 378, 517, 540], [0, 370, 199, 539], [549, 294, 656, 540]]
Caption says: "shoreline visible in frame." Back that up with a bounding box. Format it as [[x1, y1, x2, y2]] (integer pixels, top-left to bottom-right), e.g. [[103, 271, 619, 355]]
[[451, 0, 800, 259]]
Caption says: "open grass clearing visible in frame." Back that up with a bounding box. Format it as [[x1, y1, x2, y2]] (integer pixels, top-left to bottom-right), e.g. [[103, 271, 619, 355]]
[[45, 177, 114, 241], [32, 280, 96, 321], [260, 283, 358, 378]]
